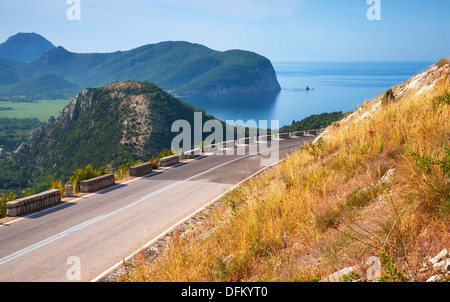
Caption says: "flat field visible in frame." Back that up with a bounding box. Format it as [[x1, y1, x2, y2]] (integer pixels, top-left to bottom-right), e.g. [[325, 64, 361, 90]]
[[0, 99, 69, 122]]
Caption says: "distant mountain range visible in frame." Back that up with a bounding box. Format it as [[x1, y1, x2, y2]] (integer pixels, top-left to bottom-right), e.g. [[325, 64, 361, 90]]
[[0, 33, 281, 100]]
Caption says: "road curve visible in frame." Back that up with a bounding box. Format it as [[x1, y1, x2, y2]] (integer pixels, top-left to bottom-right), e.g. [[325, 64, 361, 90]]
[[0, 136, 315, 282]]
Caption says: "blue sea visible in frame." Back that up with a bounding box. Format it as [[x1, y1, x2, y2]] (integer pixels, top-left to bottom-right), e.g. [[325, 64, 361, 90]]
[[180, 61, 433, 128]]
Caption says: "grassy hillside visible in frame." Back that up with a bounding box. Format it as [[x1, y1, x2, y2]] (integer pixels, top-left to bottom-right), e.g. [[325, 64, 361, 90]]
[[118, 60, 449, 282]]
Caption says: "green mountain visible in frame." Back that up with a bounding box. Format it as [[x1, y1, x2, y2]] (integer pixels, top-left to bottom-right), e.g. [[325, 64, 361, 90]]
[[2, 73, 79, 100], [0, 58, 21, 86], [8, 81, 217, 192], [0, 33, 55, 63], [0, 34, 281, 99]]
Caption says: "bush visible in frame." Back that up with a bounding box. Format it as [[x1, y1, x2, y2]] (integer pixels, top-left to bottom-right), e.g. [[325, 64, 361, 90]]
[[149, 156, 159, 169], [436, 57, 450, 68], [409, 144, 450, 176], [433, 90, 450, 106], [0, 191, 16, 218], [157, 149, 174, 161], [147, 149, 176, 170], [115, 159, 144, 180], [69, 164, 107, 193], [379, 249, 409, 282], [382, 89, 395, 105], [49, 180, 66, 198]]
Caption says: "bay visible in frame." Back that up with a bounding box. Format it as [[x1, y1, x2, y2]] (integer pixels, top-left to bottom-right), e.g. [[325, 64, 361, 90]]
[[180, 61, 433, 128]]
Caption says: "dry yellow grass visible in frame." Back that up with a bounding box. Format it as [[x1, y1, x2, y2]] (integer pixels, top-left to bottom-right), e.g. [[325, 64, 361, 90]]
[[118, 61, 450, 282]]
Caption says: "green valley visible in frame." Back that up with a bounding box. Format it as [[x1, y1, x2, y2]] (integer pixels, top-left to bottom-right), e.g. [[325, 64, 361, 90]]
[[0, 99, 69, 121]]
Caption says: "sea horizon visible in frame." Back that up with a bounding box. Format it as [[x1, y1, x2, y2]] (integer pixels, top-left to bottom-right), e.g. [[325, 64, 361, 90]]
[[180, 61, 434, 128]]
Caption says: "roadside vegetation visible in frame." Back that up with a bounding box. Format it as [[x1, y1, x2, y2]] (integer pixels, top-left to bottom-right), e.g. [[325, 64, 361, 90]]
[[0, 117, 42, 151], [0, 147, 178, 218], [68, 164, 108, 194], [118, 62, 449, 282], [280, 111, 346, 133]]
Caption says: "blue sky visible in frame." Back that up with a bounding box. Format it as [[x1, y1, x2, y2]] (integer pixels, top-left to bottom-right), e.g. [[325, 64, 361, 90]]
[[0, 0, 448, 62]]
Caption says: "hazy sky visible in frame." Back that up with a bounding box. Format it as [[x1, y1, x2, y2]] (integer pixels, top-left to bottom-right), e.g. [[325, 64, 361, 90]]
[[0, 0, 448, 62]]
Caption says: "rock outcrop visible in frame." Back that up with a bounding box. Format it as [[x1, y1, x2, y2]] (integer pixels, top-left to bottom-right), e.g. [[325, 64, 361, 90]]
[[424, 249, 450, 282]]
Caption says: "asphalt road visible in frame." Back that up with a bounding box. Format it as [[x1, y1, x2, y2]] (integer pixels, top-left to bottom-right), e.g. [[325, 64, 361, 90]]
[[0, 136, 315, 282]]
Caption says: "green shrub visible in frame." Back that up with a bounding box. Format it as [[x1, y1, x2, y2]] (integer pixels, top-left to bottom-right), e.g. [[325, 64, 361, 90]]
[[115, 159, 143, 180], [433, 90, 450, 106], [382, 89, 395, 105], [158, 149, 174, 160], [150, 156, 159, 170], [69, 164, 107, 193], [0, 191, 16, 218], [342, 270, 360, 282], [379, 249, 408, 282], [148, 149, 175, 170], [409, 144, 450, 176]]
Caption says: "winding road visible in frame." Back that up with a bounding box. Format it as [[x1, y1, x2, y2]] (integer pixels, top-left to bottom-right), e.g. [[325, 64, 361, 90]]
[[0, 136, 315, 282]]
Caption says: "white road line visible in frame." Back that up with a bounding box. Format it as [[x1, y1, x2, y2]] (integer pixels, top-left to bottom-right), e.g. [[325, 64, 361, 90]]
[[0, 139, 307, 272], [0, 214, 108, 266]]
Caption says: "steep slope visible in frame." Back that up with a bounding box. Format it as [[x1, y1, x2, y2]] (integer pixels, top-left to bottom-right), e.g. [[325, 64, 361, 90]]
[[11, 39, 280, 98], [118, 59, 450, 282], [0, 33, 55, 63], [12, 81, 216, 186]]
